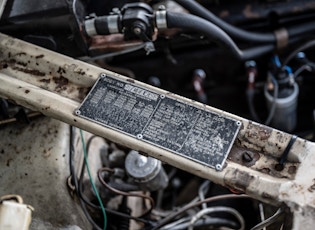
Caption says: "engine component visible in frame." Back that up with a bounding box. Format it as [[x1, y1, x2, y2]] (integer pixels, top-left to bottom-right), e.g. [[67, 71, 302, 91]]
[[85, 2, 155, 41], [0, 195, 33, 230], [125, 150, 168, 191], [264, 80, 299, 132], [2, 0, 315, 228]]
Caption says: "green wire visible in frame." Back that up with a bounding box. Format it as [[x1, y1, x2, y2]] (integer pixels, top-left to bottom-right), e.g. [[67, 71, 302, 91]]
[[80, 129, 107, 230]]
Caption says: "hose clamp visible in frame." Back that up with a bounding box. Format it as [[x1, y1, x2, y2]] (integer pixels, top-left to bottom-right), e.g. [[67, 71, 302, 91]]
[[155, 10, 167, 29], [107, 15, 120, 34], [84, 18, 97, 37], [274, 28, 289, 50]]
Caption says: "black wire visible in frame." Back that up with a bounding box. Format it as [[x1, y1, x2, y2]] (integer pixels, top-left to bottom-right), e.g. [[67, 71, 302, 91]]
[[174, 0, 315, 45], [166, 11, 274, 60], [174, 0, 275, 44]]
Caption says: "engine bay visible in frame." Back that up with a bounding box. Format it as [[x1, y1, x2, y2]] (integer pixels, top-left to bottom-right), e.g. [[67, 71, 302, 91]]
[[1, 0, 315, 229]]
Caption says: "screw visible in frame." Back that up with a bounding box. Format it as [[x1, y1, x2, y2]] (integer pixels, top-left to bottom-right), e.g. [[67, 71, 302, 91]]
[[133, 27, 142, 35], [137, 134, 143, 139], [215, 164, 222, 171], [100, 73, 106, 79], [242, 152, 253, 162], [74, 109, 81, 116]]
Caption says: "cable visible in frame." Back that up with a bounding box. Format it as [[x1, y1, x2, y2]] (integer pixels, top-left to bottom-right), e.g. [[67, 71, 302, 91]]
[[188, 206, 245, 230], [283, 39, 315, 66], [160, 216, 191, 230], [174, 0, 274, 44], [98, 167, 155, 218], [70, 130, 151, 226], [250, 208, 283, 230], [246, 72, 278, 125], [174, 0, 315, 45], [198, 180, 211, 209], [165, 11, 274, 60], [258, 203, 267, 230], [80, 129, 107, 230], [264, 73, 279, 126], [79, 135, 102, 197], [69, 127, 103, 230], [294, 65, 312, 79], [77, 136, 152, 224], [152, 194, 249, 230], [162, 217, 239, 230]]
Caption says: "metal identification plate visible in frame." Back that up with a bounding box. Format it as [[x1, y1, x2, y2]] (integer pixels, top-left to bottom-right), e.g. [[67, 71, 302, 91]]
[[75, 74, 241, 170]]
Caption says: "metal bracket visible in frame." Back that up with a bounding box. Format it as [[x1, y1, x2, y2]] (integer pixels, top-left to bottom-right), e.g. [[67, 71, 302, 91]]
[[0, 33, 314, 229]]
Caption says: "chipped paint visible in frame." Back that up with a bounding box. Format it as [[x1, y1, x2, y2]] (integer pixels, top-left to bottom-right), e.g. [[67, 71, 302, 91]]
[[1, 32, 315, 228]]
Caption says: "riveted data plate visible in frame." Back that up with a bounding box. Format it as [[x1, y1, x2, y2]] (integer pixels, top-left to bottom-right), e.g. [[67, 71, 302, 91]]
[[76, 75, 241, 170]]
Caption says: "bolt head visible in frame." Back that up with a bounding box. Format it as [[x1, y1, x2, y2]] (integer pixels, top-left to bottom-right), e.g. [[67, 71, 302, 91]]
[[242, 152, 253, 162], [133, 27, 142, 35]]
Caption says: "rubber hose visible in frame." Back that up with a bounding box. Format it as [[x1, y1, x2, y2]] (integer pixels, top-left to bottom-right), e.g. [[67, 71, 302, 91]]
[[175, 0, 315, 45], [174, 0, 275, 43], [166, 12, 274, 60]]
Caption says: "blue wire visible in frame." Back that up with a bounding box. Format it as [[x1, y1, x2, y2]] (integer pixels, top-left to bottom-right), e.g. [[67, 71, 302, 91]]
[[284, 65, 293, 74], [80, 129, 107, 230], [272, 55, 281, 68]]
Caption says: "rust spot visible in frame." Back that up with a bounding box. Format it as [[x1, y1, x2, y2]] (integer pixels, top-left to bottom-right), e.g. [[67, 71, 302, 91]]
[[261, 192, 273, 200], [288, 165, 297, 174], [225, 169, 254, 192], [42, 149, 51, 158], [15, 52, 26, 56], [17, 61, 27, 67], [78, 87, 88, 100], [12, 66, 45, 76], [75, 68, 86, 75], [25, 90, 30, 94], [57, 67, 66, 74], [35, 54, 44, 59], [6, 158, 13, 167], [275, 163, 284, 171], [308, 179, 315, 192], [39, 79, 51, 83], [53, 76, 69, 88], [228, 146, 260, 167], [260, 168, 271, 174], [127, 78, 135, 83], [245, 123, 272, 141], [0, 63, 8, 69]]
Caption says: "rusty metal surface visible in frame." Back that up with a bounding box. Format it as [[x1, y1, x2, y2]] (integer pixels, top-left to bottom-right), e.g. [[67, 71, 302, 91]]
[[0, 32, 315, 229], [0, 116, 89, 229]]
